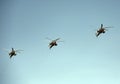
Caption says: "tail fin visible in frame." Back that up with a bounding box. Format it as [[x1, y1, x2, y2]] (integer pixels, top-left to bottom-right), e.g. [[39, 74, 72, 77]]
[[101, 24, 103, 28]]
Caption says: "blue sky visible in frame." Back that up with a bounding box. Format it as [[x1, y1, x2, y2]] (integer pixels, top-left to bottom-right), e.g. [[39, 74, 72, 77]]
[[0, 0, 120, 84]]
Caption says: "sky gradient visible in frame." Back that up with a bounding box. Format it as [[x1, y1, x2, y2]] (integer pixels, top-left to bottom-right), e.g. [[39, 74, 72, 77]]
[[0, 0, 120, 84]]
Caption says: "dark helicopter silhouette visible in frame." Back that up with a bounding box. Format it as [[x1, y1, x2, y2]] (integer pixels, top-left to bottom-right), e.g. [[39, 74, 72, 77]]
[[46, 38, 63, 49], [8, 48, 23, 58], [96, 24, 112, 37]]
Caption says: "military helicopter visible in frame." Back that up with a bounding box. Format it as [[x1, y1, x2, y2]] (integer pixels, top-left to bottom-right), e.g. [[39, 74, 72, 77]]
[[46, 37, 63, 49], [4, 48, 23, 58], [8, 48, 23, 58], [96, 24, 112, 37]]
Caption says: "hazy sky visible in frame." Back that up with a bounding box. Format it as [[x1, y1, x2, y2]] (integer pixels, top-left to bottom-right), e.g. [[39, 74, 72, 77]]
[[0, 0, 120, 84]]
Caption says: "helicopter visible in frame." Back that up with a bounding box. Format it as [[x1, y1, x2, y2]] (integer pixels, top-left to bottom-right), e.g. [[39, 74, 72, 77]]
[[8, 48, 23, 58], [46, 37, 63, 49], [96, 24, 112, 37]]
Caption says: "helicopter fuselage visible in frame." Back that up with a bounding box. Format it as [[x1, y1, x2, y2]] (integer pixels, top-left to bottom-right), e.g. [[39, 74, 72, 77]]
[[49, 41, 58, 49], [9, 50, 16, 58], [96, 28, 106, 37], [97, 28, 105, 33]]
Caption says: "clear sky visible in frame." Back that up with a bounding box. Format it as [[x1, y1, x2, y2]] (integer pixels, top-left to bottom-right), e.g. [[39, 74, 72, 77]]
[[0, 0, 120, 84]]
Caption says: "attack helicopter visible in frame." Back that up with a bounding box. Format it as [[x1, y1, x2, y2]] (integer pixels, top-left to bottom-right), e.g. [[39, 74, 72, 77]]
[[46, 37, 63, 49], [7, 48, 23, 58], [96, 24, 112, 37]]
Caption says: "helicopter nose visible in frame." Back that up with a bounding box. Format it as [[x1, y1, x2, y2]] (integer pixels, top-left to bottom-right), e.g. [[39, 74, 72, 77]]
[[55, 44, 57, 46]]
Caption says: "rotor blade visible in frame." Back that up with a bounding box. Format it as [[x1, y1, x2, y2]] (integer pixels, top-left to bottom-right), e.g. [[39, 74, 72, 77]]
[[105, 29, 108, 31], [94, 29, 98, 31], [15, 50, 23, 54], [2, 48, 10, 53], [15, 49, 23, 52], [55, 38, 60, 41], [46, 37, 52, 40], [104, 26, 113, 28], [16, 51, 21, 53], [15, 50, 23, 53], [57, 40, 64, 42]]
